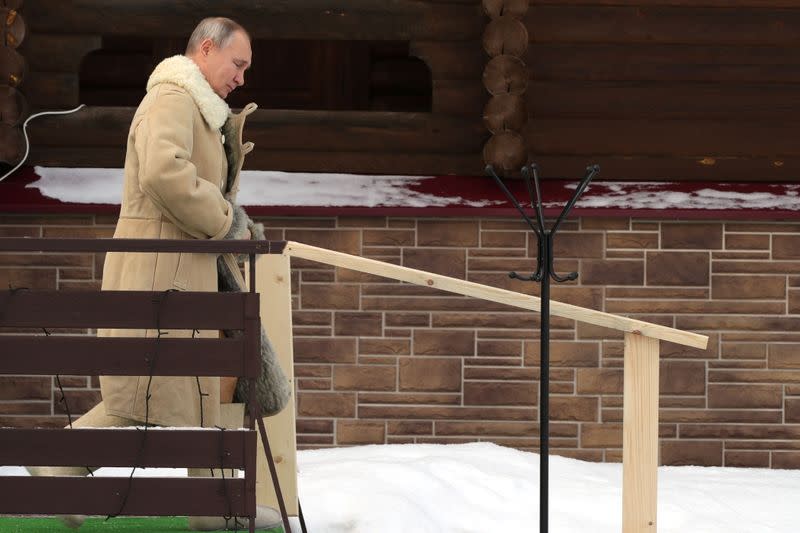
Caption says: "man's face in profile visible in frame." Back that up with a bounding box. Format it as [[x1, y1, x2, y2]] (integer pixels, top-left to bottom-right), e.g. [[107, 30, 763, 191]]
[[201, 30, 252, 99]]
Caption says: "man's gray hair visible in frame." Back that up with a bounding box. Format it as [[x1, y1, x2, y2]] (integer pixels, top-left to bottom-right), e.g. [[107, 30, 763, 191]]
[[186, 17, 249, 54]]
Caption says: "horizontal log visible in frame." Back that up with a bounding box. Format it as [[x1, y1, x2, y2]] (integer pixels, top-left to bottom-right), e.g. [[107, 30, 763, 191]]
[[0, 290, 257, 330], [529, 0, 800, 10], [529, 155, 800, 182], [411, 41, 487, 80], [20, 34, 102, 72], [0, 428, 253, 468], [526, 5, 800, 45], [28, 145, 128, 167], [27, 107, 486, 153], [525, 118, 800, 157], [27, 145, 486, 176], [24, 72, 79, 109], [24, 1, 481, 41], [24, 145, 800, 182], [415, 42, 800, 83], [436, 81, 800, 119], [534, 44, 800, 83], [0, 336, 252, 377], [0, 477, 248, 517]]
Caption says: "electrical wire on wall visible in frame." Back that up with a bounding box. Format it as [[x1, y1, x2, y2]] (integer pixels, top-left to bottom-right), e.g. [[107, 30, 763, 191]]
[[0, 104, 86, 183]]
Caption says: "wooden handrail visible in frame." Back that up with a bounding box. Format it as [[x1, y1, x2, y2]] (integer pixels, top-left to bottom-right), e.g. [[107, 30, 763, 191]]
[[284, 241, 708, 349]]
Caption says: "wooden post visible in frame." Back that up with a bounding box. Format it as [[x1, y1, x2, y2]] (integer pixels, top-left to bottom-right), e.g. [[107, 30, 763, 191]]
[[622, 332, 660, 533], [250, 254, 298, 516]]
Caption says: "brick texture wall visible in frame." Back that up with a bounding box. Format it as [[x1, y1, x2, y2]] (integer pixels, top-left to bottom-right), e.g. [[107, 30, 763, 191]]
[[2, 213, 800, 469]]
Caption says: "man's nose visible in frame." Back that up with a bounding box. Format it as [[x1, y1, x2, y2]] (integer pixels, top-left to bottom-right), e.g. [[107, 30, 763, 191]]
[[234, 71, 245, 87]]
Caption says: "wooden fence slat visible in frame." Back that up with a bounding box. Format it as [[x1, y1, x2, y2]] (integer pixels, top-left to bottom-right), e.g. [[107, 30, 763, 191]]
[[0, 238, 287, 254], [0, 477, 248, 517], [0, 428, 253, 469], [0, 336, 250, 377], [0, 290, 251, 330]]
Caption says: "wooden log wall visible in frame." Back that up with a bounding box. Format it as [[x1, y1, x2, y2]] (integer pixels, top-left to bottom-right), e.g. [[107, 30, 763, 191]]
[[1, 0, 26, 166], [16, 0, 800, 181]]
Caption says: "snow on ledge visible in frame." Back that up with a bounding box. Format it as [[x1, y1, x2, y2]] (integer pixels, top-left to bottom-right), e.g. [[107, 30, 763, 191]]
[[7, 166, 800, 217], [27, 167, 500, 208]]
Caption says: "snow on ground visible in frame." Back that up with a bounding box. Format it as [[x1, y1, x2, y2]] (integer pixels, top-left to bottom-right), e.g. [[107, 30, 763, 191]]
[[3, 442, 799, 532]]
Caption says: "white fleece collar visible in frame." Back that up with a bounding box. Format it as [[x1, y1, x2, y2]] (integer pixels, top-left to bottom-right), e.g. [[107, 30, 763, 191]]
[[146, 55, 230, 130]]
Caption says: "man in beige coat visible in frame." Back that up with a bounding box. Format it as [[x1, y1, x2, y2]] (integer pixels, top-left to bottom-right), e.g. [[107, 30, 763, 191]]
[[30, 17, 283, 531]]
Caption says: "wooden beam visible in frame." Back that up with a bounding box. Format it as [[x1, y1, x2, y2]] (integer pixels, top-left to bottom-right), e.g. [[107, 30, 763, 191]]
[[25, 0, 424, 40], [27, 145, 484, 176], [414, 41, 800, 83], [525, 1, 800, 46], [27, 107, 485, 154], [526, 5, 800, 46], [622, 333, 660, 533], [438, 81, 800, 120], [20, 34, 102, 71], [284, 241, 708, 349], [251, 254, 298, 516], [526, 118, 800, 158]]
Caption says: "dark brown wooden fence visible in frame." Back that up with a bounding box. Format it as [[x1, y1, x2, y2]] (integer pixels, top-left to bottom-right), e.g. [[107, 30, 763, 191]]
[[0, 238, 290, 533]]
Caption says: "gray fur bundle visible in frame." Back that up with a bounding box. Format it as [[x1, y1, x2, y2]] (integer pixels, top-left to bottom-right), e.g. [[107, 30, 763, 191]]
[[218, 209, 291, 416]]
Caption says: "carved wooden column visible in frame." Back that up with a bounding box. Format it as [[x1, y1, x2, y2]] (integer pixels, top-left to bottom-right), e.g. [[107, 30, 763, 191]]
[[1, 0, 26, 167], [481, 0, 528, 177]]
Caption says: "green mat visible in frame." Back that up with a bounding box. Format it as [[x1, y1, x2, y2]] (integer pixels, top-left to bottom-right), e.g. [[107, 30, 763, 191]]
[[0, 517, 283, 532]]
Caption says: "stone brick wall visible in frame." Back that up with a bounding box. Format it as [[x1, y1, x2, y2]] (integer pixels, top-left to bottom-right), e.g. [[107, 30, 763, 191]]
[[2, 213, 800, 469]]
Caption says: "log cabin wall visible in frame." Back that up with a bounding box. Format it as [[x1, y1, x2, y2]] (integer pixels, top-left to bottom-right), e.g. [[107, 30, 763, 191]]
[[13, 0, 800, 180], [1, 0, 26, 166]]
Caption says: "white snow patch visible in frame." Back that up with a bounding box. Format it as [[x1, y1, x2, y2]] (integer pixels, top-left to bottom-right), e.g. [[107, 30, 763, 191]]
[[3, 442, 799, 532], [27, 167, 499, 208], [550, 182, 800, 211]]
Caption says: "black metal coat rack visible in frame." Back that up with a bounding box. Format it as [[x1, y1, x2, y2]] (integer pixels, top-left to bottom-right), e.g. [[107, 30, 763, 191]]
[[486, 163, 599, 533]]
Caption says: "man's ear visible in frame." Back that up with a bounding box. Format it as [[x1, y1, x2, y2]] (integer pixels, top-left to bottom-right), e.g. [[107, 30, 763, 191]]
[[200, 38, 215, 57]]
